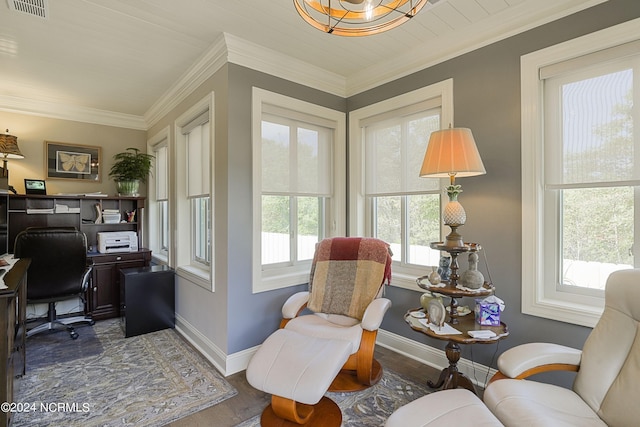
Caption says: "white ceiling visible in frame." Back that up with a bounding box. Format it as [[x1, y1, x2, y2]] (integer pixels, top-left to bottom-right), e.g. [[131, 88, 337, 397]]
[[0, 0, 605, 127]]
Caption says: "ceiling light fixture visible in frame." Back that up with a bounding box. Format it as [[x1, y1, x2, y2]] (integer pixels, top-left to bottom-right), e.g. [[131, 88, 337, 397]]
[[293, 0, 429, 37]]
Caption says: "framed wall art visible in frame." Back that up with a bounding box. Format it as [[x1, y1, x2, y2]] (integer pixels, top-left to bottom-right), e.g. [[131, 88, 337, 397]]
[[45, 141, 101, 182]]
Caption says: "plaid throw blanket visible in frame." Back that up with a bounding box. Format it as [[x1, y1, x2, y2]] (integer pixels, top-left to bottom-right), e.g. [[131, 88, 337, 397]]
[[307, 237, 392, 320]]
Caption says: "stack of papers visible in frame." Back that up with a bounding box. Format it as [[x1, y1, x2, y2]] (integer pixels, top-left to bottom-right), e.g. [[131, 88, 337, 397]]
[[468, 330, 497, 339], [55, 204, 80, 213], [418, 318, 462, 335], [26, 208, 54, 214]]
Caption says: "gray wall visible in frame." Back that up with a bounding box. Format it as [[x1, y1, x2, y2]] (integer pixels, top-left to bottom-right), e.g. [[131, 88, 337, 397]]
[[145, 59, 346, 358], [220, 65, 346, 353], [147, 66, 232, 354], [148, 0, 639, 377], [348, 0, 640, 373]]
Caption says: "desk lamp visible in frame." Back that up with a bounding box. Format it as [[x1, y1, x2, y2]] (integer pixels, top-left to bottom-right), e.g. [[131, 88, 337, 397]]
[[419, 126, 485, 248], [0, 129, 24, 178], [0, 130, 24, 194]]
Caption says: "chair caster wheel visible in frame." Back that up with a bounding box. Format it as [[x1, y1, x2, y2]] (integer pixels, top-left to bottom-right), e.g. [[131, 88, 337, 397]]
[[70, 331, 79, 339]]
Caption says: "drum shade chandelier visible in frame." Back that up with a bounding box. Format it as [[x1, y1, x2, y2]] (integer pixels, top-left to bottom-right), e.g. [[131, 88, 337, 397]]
[[293, 0, 429, 37]]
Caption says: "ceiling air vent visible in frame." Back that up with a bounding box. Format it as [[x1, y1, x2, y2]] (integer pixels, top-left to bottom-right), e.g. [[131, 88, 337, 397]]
[[6, 0, 48, 19]]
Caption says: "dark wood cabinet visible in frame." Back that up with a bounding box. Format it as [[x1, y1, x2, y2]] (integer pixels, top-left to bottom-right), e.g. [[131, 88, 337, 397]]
[[88, 250, 151, 320], [7, 195, 151, 320], [90, 262, 119, 318], [8, 194, 145, 252], [0, 259, 29, 427]]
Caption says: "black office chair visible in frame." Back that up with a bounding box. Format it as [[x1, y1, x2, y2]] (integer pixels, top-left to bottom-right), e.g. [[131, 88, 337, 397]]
[[14, 227, 94, 339]]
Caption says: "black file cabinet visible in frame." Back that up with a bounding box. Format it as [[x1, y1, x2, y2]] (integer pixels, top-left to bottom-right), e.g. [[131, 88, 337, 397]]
[[120, 265, 175, 338]]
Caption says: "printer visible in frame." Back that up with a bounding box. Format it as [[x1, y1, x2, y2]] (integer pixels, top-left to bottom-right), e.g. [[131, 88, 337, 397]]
[[97, 231, 138, 253]]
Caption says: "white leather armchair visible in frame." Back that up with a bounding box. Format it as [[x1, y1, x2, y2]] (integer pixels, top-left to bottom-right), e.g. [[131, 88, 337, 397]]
[[282, 290, 391, 333], [484, 268, 640, 427], [280, 237, 393, 392], [281, 289, 392, 392]]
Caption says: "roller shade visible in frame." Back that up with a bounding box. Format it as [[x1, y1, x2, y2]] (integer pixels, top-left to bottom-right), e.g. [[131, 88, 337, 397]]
[[154, 144, 168, 201], [364, 107, 441, 196], [183, 114, 210, 198], [261, 112, 332, 197], [543, 52, 640, 190]]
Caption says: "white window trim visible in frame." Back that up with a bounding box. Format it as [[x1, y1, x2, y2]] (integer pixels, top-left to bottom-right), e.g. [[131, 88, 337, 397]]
[[348, 79, 454, 291], [521, 18, 640, 328], [147, 126, 170, 266], [252, 87, 346, 293], [174, 92, 215, 291]]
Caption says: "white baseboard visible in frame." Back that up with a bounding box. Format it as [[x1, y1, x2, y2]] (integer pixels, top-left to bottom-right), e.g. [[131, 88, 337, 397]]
[[174, 314, 229, 376], [174, 320, 497, 386], [226, 345, 259, 376], [174, 314, 260, 377]]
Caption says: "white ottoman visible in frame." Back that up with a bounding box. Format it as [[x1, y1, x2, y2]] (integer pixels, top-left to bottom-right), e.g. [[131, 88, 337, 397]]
[[246, 329, 351, 426], [385, 388, 503, 427]]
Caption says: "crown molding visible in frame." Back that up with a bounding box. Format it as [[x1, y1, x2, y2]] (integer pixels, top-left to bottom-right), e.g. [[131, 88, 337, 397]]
[[223, 33, 346, 97], [144, 33, 347, 129], [1, 30, 346, 131], [0, 94, 146, 130], [144, 34, 229, 129], [0, 0, 608, 130], [345, 0, 607, 96]]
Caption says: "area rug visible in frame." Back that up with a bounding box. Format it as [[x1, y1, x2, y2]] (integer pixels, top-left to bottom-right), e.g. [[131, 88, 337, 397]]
[[235, 369, 432, 427], [25, 320, 104, 367], [13, 319, 237, 427]]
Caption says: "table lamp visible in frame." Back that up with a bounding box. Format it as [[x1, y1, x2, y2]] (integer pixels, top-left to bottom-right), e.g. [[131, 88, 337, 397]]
[[0, 129, 24, 178], [419, 126, 485, 248]]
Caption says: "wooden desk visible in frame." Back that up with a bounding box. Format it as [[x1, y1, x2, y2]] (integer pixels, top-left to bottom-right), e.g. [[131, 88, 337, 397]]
[[0, 258, 30, 427], [405, 308, 508, 394]]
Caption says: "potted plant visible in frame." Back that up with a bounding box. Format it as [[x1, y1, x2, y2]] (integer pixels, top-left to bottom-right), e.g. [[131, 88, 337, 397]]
[[108, 147, 154, 196]]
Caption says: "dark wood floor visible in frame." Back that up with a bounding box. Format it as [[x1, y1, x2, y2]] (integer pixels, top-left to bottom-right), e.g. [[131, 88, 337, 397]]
[[166, 346, 440, 427]]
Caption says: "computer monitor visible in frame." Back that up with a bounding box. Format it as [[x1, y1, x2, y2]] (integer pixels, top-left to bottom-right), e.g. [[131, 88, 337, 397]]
[[24, 179, 46, 195]]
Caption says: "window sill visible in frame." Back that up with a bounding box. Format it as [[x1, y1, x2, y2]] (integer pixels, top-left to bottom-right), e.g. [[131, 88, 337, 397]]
[[152, 253, 168, 266], [253, 268, 309, 294], [177, 265, 212, 291], [522, 288, 603, 328], [389, 271, 429, 292]]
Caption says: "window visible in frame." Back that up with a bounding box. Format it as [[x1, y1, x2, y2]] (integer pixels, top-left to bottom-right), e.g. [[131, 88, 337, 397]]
[[261, 116, 330, 265], [252, 88, 346, 293], [365, 108, 442, 267], [521, 20, 640, 327], [148, 127, 170, 264], [349, 80, 454, 290], [175, 93, 214, 290], [185, 116, 211, 268]]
